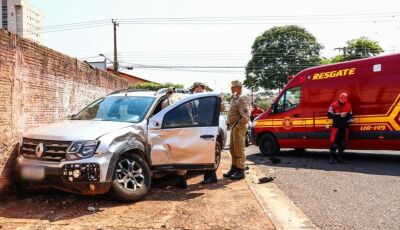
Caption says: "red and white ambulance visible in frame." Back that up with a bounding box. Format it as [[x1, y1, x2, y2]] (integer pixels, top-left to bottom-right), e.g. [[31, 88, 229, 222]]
[[251, 54, 400, 155]]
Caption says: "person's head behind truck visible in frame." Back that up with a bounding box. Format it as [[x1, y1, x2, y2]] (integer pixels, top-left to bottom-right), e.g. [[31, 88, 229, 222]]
[[166, 87, 175, 97], [191, 82, 206, 94]]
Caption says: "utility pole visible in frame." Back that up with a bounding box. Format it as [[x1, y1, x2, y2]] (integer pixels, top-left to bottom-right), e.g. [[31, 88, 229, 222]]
[[112, 19, 119, 70], [334, 47, 347, 58]]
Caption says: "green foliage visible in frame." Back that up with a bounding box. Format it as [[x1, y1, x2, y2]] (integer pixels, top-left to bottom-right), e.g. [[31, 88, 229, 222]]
[[322, 37, 383, 64], [320, 55, 345, 65], [255, 100, 270, 111], [345, 36, 383, 60], [223, 93, 232, 102], [129, 82, 184, 91], [245, 25, 323, 91]]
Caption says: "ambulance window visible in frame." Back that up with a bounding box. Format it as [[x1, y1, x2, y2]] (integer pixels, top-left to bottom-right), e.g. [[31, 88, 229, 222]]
[[284, 87, 301, 111], [275, 86, 301, 113]]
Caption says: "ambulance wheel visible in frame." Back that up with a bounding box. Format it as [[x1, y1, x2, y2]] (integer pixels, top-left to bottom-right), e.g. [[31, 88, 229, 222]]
[[259, 133, 280, 156], [245, 130, 251, 147]]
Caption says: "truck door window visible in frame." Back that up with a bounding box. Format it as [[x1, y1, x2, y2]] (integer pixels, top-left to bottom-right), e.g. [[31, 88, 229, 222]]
[[285, 87, 301, 110], [276, 86, 301, 113], [163, 97, 217, 128]]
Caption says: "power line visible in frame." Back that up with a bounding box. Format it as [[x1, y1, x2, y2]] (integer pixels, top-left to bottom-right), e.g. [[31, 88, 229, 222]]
[[21, 11, 400, 33]]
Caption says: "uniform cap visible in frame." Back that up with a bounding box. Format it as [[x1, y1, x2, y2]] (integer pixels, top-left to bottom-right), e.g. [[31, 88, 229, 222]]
[[191, 82, 206, 90], [230, 80, 243, 87]]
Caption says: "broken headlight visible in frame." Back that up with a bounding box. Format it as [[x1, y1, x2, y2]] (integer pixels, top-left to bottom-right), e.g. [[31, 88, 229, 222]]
[[67, 140, 100, 160]]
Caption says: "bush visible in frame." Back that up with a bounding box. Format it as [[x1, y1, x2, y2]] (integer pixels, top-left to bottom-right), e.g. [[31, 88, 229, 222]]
[[256, 100, 270, 111], [129, 82, 184, 91]]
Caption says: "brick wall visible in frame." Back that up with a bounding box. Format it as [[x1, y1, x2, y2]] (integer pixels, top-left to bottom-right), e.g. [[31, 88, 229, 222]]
[[0, 30, 128, 199]]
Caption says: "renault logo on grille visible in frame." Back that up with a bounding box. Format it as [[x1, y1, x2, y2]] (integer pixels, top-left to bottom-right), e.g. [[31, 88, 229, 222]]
[[35, 143, 44, 158]]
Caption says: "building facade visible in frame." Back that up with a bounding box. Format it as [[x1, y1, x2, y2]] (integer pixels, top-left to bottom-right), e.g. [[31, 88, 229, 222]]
[[1, 0, 43, 43]]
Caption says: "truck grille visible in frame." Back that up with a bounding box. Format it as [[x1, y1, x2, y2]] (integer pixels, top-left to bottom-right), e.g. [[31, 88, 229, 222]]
[[20, 138, 72, 162]]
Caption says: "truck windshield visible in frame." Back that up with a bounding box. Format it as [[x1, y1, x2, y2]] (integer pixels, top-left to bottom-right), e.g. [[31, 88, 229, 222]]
[[72, 96, 155, 123]]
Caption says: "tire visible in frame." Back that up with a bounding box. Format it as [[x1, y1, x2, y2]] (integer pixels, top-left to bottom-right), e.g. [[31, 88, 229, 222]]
[[258, 133, 280, 156], [214, 140, 222, 169], [109, 153, 151, 202], [245, 131, 251, 147]]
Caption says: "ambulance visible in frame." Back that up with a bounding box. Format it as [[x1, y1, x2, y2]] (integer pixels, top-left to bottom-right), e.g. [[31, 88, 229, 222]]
[[251, 53, 400, 156]]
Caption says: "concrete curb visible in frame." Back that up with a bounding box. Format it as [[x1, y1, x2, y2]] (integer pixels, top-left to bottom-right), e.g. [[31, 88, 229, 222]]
[[245, 161, 319, 230]]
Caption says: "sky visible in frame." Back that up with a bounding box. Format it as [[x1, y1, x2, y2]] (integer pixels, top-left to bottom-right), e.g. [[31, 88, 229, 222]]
[[30, 0, 400, 92]]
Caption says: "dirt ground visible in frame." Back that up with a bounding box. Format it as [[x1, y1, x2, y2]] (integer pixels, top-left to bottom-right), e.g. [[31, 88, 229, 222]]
[[0, 152, 274, 230]]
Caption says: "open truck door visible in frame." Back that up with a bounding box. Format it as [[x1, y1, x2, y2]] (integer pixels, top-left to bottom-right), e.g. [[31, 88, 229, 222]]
[[148, 93, 222, 171]]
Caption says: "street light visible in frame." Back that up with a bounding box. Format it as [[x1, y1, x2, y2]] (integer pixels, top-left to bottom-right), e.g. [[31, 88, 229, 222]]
[[99, 53, 113, 63], [99, 54, 134, 71]]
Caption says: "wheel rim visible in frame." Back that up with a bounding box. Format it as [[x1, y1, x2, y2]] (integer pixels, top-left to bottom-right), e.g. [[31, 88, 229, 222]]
[[115, 159, 145, 192]]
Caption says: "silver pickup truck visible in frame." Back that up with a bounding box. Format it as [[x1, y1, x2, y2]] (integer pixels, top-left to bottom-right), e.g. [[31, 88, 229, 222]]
[[16, 90, 227, 201]]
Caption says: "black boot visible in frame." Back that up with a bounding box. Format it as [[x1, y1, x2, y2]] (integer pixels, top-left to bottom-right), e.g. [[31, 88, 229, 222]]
[[230, 168, 245, 180], [223, 165, 237, 178], [329, 146, 336, 164], [201, 171, 218, 184], [335, 149, 345, 164], [175, 175, 188, 189]]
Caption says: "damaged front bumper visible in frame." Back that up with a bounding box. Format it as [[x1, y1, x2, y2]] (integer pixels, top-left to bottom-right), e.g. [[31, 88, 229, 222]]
[[15, 155, 112, 195]]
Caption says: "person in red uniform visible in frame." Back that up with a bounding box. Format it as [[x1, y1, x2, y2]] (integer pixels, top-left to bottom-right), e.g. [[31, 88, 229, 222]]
[[327, 93, 353, 164], [250, 104, 264, 121]]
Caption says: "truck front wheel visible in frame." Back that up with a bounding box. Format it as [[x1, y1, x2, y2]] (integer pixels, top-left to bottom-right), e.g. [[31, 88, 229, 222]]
[[259, 133, 280, 156], [109, 153, 151, 202]]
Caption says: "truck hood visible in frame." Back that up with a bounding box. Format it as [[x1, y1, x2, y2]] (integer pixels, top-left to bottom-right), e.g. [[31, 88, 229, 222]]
[[23, 120, 134, 141]]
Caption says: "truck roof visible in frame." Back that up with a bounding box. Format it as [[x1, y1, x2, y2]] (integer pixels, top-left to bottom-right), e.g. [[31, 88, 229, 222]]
[[297, 53, 400, 76], [284, 53, 400, 86]]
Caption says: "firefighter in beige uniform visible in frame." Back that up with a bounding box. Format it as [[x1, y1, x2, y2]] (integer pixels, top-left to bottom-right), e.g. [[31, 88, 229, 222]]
[[223, 80, 250, 180]]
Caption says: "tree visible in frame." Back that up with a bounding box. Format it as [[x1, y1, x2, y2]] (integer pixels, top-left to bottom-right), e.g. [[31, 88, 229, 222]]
[[345, 37, 384, 60], [245, 25, 323, 91], [324, 37, 384, 64]]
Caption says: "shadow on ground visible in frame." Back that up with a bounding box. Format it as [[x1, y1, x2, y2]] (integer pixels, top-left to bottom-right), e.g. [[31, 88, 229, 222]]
[[0, 171, 236, 222], [246, 148, 400, 177]]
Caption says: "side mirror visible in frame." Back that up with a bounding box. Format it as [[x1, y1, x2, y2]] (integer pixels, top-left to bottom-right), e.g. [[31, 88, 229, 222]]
[[148, 116, 162, 130]]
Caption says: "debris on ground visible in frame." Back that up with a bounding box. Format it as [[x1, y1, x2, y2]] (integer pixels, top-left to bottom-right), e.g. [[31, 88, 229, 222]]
[[87, 206, 97, 212], [258, 176, 274, 184], [269, 157, 282, 164]]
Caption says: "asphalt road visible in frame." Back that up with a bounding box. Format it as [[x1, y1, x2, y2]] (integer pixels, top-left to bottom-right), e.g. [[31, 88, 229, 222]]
[[246, 146, 400, 230]]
